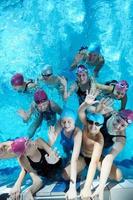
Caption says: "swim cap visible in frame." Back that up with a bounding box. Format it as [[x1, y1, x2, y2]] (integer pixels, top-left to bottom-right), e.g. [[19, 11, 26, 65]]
[[11, 137, 28, 155], [34, 89, 48, 104], [41, 64, 53, 76], [11, 73, 24, 86], [76, 65, 88, 75], [86, 112, 104, 124], [61, 108, 77, 123], [115, 80, 129, 93], [89, 44, 101, 54], [118, 109, 133, 124], [79, 46, 88, 52]]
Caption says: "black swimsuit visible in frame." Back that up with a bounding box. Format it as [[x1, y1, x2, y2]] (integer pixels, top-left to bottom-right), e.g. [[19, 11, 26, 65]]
[[76, 80, 91, 105], [23, 79, 34, 93], [27, 148, 62, 178], [100, 116, 126, 148]]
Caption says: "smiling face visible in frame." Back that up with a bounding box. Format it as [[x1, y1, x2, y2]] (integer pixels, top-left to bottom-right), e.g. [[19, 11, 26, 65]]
[[36, 100, 49, 112], [77, 71, 88, 84], [87, 120, 103, 135], [112, 115, 128, 131], [61, 117, 75, 133], [113, 88, 125, 99]]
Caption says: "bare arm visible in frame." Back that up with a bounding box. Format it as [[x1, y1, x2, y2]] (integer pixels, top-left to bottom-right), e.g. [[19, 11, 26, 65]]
[[70, 129, 82, 187], [28, 172, 43, 195], [66, 128, 82, 199], [18, 103, 35, 122], [120, 94, 127, 110], [65, 82, 78, 99], [98, 135, 126, 191], [96, 83, 113, 92], [50, 101, 62, 115]]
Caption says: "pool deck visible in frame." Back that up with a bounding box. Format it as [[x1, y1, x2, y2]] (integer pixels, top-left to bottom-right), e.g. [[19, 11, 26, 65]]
[[0, 179, 133, 200]]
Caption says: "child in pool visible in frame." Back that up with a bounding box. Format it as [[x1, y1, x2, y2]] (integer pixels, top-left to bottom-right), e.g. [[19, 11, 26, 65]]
[[18, 89, 62, 138], [71, 46, 104, 77], [11, 73, 37, 93], [38, 64, 67, 100], [48, 108, 82, 200], [96, 80, 128, 110], [7, 137, 62, 200]]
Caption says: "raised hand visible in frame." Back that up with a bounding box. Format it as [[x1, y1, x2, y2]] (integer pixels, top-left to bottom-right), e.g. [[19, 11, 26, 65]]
[[48, 126, 57, 146], [84, 89, 99, 106], [45, 147, 60, 164], [96, 97, 114, 115]]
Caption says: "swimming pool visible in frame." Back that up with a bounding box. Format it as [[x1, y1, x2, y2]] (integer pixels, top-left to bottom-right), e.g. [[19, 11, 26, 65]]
[[0, 0, 133, 185]]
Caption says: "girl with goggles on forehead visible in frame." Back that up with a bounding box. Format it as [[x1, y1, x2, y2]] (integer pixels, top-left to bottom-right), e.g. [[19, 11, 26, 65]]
[[37, 64, 67, 101], [64, 65, 95, 105], [96, 80, 129, 111]]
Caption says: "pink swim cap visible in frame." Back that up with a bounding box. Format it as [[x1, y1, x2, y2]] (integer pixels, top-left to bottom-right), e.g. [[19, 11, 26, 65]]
[[119, 109, 133, 124], [11, 73, 24, 86], [34, 89, 48, 104], [115, 80, 129, 93], [11, 137, 28, 155]]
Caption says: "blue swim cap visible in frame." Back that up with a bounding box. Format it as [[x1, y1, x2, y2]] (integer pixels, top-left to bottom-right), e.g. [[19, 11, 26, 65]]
[[86, 112, 104, 124], [89, 44, 101, 54], [61, 108, 77, 122]]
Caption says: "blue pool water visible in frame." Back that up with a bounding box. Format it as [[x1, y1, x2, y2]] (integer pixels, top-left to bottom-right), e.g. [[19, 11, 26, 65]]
[[0, 0, 133, 185]]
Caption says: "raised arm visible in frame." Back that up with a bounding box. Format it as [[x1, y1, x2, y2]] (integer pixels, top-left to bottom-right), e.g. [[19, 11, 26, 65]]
[[120, 94, 127, 110], [50, 101, 62, 115], [78, 89, 99, 125], [66, 128, 82, 199], [18, 102, 35, 123]]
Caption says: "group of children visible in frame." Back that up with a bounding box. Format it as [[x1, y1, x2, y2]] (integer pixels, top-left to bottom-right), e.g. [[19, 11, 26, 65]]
[[0, 45, 133, 200]]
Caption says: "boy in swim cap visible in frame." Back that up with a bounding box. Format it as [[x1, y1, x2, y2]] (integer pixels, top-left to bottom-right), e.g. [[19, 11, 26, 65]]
[[38, 64, 67, 100], [48, 107, 82, 200], [96, 80, 129, 110], [18, 89, 62, 138], [75, 89, 105, 199], [11, 73, 37, 93], [71, 45, 105, 77]]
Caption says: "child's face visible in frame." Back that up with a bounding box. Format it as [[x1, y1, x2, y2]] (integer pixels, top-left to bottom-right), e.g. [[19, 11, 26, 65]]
[[37, 100, 49, 112], [61, 117, 75, 132], [78, 72, 88, 84], [113, 89, 125, 99], [13, 85, 24, 92]]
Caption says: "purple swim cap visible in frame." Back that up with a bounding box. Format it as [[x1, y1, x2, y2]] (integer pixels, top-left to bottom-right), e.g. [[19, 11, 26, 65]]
[[34, 89, 48, 104], [76, 65, 88, 75], [11, 73, 24, 86], [115, 80, 129, 93], [118, 109, 133, 124], [11, 137, 28, 155]]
